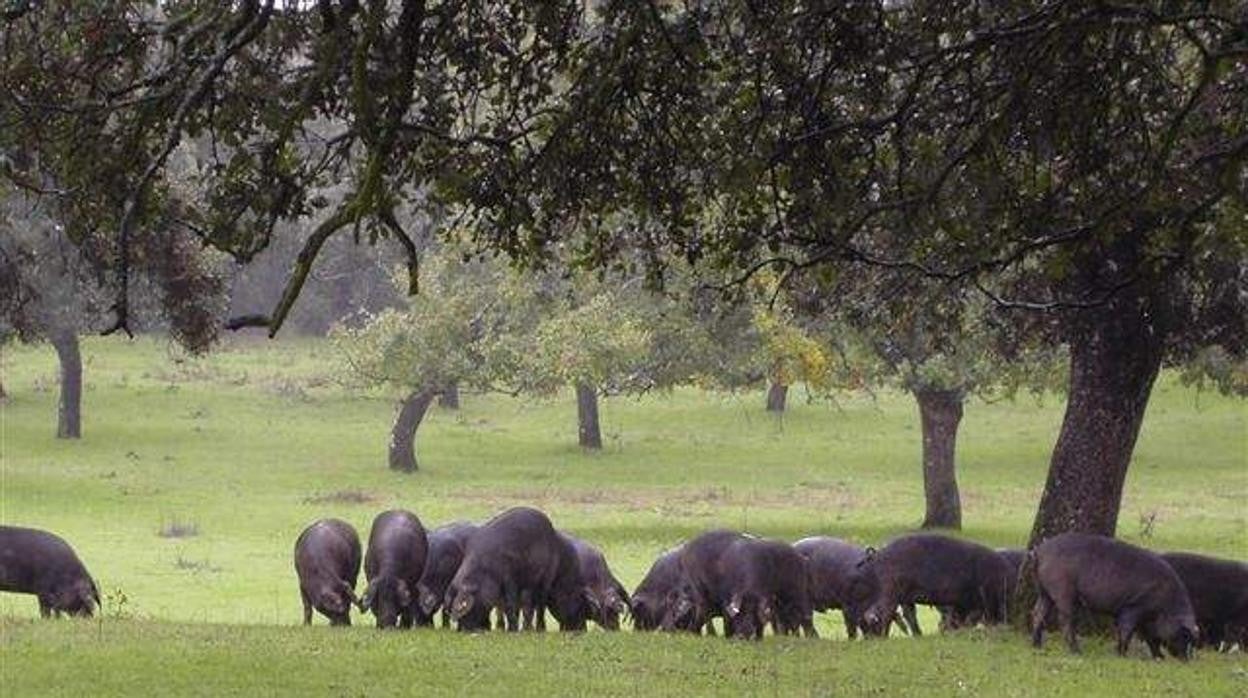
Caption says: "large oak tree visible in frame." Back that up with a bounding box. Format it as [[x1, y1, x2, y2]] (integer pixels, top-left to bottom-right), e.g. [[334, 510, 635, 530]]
[[3, 2, 1244, 542]]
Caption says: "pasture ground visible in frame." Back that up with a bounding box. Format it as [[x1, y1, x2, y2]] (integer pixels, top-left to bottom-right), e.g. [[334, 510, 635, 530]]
[[1, 337, 1245, 696]]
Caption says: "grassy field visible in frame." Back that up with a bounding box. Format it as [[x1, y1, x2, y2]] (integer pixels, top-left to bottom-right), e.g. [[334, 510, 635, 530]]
[[1, 336, 1245, 696]]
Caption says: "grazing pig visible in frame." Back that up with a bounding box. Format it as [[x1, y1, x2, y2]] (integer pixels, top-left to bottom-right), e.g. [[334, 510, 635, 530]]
[[795, 536, 914, 638], [662, 530, 749, 634], [860, 533, 1010, 637], [0, 526, 99, 618], [1161, 551, 1248, 651], [414, 522, 479, 627], [445, 507, 591, 632], [361, 510, 428, 629], [546, 533, 596, 632], [560, 532, 630, 631], [294, 519, 361, 626], [631, 547, 684, 631], [1032, 533, 1198, 659], [940, 547, 1027, 630], [718, 537, 817, 640]]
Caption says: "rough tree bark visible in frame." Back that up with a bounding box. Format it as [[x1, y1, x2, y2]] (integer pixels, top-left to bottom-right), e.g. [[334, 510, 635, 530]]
[[914, 388, 964, 530], [1013, 293, 1164, 628], [438, 383, 460, 409], [388, 388, 437, 472], [1028, 298, 1164, 544], [576, 382, 602, 450], [51, 329, 81, 439], [765, 382, 788, 412]]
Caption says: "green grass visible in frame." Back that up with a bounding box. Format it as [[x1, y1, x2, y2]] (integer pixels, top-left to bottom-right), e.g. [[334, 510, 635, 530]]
[[1, 336, 1245, 696]]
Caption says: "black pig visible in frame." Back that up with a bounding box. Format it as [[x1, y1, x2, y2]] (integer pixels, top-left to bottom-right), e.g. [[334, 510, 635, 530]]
[[662, 530, 747, 634], [294, 519, 361, 626], [0, 526, 99, 618], [446, 507, 591, 632], [1033, 533, 1198, 659], [631, 547, 684, 631], [718, 537, 817, 639], [414, 521, 478, 627], [860, 533, 1010, 636], [1161, 551, 1247, 651], [795, 536, 914, 638], [561, 532, 630, 631], [361, 510, 428, 629]]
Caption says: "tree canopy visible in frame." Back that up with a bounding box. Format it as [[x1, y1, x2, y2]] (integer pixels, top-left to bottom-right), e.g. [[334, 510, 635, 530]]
[[2, 1, 1245, 540]]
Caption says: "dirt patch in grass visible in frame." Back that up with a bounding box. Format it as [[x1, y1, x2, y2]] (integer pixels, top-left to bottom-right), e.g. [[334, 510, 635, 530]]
[[302, 490, 379, 506], [174, 556, 222, 573], [158, 519, 200, 539], [447, 484, 859, 514]]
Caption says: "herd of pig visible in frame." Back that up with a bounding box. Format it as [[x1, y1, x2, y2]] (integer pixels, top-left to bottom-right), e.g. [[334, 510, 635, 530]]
[[2, 507, 1245, 662]]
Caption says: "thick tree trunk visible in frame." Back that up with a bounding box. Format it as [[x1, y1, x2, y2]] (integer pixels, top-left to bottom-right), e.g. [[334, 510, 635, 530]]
[[915, 388, 964, 530], [576, 382, 602, 450], [0, 376, 7, 401], [765, 382, 788, 412], [388, 388, 436, 472], [438, 383, 460, 410], [1027, 300, 1163, 545], [52, 330, 81, 439], [1012, 295, 1164, 629]]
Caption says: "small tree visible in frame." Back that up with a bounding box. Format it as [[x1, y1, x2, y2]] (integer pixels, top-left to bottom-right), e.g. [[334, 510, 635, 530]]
[[2, 193, 224, 438], [332, 253, 542, 472], [746, 281, 835, 414], [519, 289, 651, 449], [788, 271, 1066, 530]]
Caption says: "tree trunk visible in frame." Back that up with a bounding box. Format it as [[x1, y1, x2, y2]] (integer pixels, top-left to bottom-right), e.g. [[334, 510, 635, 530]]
[[576, 382, 602, 450], [1027, 298, 1164, 545], [915, 388, 964, 530], [1013, 297, 1163, 630], [438, 383, 460, 410], [388, 388, 436, 472], [0, 375, 7, 401], [52, 330, 81, 439], [765, 382, 788, 412]]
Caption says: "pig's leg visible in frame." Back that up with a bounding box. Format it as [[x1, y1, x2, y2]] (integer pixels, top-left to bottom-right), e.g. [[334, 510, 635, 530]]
[[902, 604, 921, 637], [1058, 602, 1079, 654], [1031, 593, 1052, 648], [502, 583, 520, 632], [1115, 607, 1141, 656], [1144, 633, 1164, 660], [534, 598, 547, 631], [842, 610, 858, 639]]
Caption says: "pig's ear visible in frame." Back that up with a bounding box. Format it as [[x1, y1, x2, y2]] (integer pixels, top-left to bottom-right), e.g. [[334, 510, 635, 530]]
[[450, 591, 473, 619], [758, 598, 774, 622], [338, 580, 361, 608], [672, 593, 693, 617], [609, 591, 629, 615], [583, 588, 601, 611], [397, 580, 413, 608], [418, 584, 440, 615]]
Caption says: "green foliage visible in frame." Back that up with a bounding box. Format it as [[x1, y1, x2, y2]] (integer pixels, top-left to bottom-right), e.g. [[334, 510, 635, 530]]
[[1178, 345, 1248, 397], [330, 252, 539, 394], [744, 275, 835, 393], [520, 290, 652, 395]]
